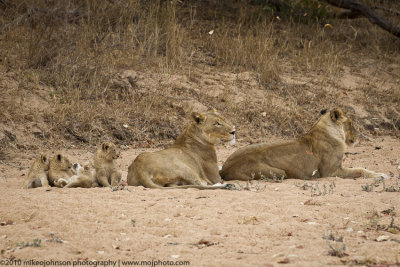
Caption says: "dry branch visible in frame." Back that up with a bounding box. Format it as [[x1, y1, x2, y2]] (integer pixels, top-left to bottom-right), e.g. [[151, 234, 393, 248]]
[[323, 0, 400, 38]]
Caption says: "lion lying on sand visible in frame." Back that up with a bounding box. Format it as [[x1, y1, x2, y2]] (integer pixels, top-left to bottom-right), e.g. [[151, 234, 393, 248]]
[[220, 108, 388, 181], [127, 109, 236, 189]]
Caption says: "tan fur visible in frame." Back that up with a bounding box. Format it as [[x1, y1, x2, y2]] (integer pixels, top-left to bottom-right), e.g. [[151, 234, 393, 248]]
[[94, 142, 122, 187], [127, 109, 236, 189], [22, 155, 50, 189], [221, 108, 388, 181], [48, 154, 76, 187], [64, 163, 99, 188]]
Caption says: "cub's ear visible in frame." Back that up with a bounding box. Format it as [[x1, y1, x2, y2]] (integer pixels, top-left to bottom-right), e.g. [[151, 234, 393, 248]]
[[57, 154, 62, 161], [191, 112, 206, 125], [330, 108, 344, 122], [102, 143, 109, 151], [320, 108, 327, 115], [41, 155, 47, 163], [207, 107, 217, 113]]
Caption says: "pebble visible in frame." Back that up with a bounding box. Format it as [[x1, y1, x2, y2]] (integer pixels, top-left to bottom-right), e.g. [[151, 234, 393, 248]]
[[376, 235, 390, 242]]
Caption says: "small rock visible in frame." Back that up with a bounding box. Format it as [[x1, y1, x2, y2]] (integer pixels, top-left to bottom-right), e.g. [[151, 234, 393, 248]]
[[163, 234, 172, 238], [261, 112, 267, 117], [376, 235, 390, 242], [346, 228, 353, 232], [171, 255, 180, 259], [97, 251, 105, 254]]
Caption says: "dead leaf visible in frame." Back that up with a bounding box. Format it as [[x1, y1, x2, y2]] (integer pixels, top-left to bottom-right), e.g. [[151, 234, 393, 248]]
[[0, 220, 15, 226], [195, 238, 219, 249], [278, 258, 290, 264], [240, 216, 260, 225]]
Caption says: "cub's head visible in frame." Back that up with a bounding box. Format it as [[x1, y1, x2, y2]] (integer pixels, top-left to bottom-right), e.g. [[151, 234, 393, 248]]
[[191, 108, 236, 145], [73, 162, 93, 176], [320, 108, 358, 146], [99, 142, 120, 161], [32, 155, 50, 172], [50, 154, 74, 172]]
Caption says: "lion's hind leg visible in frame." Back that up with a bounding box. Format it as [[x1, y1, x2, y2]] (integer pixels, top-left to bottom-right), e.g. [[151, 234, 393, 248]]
[[229, 163, 287, 181], [251, 163, 287, 181], [110, 171, 122, 186], [96, 169, 111, 187], [333, 167, 388, 179]]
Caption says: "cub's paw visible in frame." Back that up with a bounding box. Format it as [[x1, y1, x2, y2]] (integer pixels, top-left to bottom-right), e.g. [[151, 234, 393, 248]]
[[55, 178, 68, 187]]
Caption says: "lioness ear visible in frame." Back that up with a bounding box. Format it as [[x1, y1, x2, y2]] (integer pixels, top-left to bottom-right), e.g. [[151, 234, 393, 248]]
[[102, 143, 109, 151], [57, 154, 62, 161], [191, 112, 206, 125], [41, 155, 47, 163], [320, 108, 327, 115], [330, 108, 343, 122]]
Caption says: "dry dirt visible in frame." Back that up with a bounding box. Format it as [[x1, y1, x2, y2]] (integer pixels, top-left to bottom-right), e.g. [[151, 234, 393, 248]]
[[1, 137, 399, 266]]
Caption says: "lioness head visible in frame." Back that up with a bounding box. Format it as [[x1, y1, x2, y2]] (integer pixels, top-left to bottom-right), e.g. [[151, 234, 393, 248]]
[[191, 108, 236, 145], [320, 108, 358, 146], [100, 142, 120, 160], [50, 154, 74, 173]]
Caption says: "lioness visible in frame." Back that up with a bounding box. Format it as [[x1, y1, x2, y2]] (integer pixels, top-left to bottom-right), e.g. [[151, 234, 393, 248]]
[[127, 109, 236, 189], [94, 142, 122, 187], [64, 162, 99, 188], [48, 154, 76, 187], [220, 108, 388, 180], [22, 155, 50, 189]]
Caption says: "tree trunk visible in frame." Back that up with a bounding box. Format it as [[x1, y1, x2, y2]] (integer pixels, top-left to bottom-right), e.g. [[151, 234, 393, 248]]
[[323, 0, 400, 38]]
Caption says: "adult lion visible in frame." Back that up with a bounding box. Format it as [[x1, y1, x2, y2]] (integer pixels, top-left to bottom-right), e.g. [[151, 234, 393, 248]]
[[127, 109, 236, 189], [220, 108, 388, 181]]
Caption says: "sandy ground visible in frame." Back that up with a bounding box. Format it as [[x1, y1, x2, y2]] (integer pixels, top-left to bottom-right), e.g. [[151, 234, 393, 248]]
[[1, 137, 400, 266]]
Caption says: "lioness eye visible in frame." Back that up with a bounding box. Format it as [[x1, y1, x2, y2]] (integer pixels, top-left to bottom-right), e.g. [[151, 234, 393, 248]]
[[215, 122, 221, 126]]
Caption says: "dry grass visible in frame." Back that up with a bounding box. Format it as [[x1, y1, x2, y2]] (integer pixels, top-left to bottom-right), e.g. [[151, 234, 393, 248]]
[[0, 0, 399, 151]]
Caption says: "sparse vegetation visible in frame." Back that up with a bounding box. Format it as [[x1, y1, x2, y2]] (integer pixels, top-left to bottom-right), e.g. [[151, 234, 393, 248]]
[[362, 177, 400, 192], [16, 238, 41, 248], [366, 208, 400, 234], [295, 181, 335, 196], [0, 0, 399, 154], [323, 230, 347, 257]]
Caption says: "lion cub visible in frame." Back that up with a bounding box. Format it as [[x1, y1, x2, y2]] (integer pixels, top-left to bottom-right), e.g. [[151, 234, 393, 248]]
[[22, 155, 50, 189], [48, 154, 76, 187], [64, 162, 98, 188], [94, 142, 121, 187]]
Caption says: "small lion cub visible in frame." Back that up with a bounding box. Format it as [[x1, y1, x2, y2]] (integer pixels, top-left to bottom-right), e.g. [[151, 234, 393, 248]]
[[22, 155, 50, 189], [94, 142, 122, 187], [48, 154, 75, 187], [64, 162, 99, 188]]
